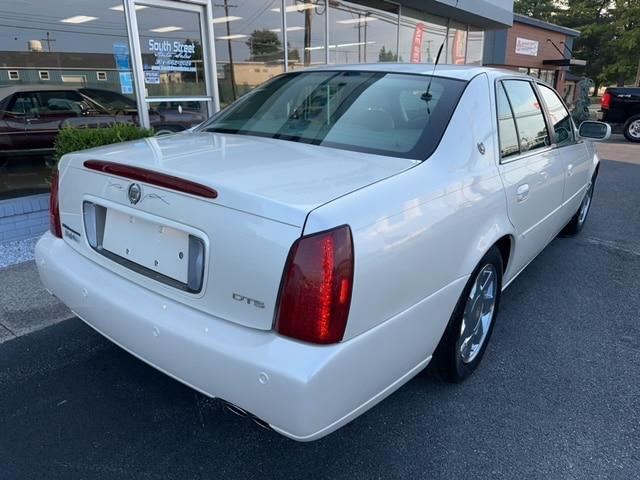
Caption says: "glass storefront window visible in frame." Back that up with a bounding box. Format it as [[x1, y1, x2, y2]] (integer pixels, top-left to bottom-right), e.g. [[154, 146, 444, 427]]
[[135, 5, 208, 97], [0, 0, 133, 199], [212, 0, 285, 107], [445, 21, 467, 65], [465, 27, 484, 65], [147, 100, 208, 133], [284, 1, 327, 69], [329, 0, 398, 64], [0, 0, 490, 203], [399, 7, 447, 64], [540, 69, 556, 85]]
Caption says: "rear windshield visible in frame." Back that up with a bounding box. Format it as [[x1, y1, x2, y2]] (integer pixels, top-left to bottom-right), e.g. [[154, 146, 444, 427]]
[[199, 71, 466, 160]]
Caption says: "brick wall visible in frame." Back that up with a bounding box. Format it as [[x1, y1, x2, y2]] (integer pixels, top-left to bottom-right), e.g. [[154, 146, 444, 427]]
[[485, 21, 570, 93], [0, 194, 49, 243]]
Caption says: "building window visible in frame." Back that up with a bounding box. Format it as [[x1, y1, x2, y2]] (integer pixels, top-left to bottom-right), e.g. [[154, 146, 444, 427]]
[[330, 0, 399, 64], [61, 74, 87, 85], [399, 7, 447, 64], [446, 21, 468, 65], [465, 27, 484, 65], [97, 71, 107, 81], [0, 0, 134, 201], [283, 0, 326, 68], [213, 0, 285, 107]]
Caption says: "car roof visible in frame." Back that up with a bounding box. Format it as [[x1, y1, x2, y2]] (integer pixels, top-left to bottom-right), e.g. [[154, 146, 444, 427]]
[[302, 63, 529, 81], [0, 84, 83, 98]]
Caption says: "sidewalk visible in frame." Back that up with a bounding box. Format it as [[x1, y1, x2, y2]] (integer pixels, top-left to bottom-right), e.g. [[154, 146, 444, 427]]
[[0, 260, 72, 344]]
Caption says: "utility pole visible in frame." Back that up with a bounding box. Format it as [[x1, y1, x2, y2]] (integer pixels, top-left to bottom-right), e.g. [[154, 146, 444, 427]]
[[223, 0, 237, 100], [304, 1, 312, 66], [635, 57, 640, 87], [40, 32, 56, 52]]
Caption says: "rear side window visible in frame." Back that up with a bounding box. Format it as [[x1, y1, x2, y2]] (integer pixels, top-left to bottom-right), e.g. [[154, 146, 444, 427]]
[[502, 80, 550, 153], [496, 83, 520, 159], [200, 71, 467, 160], [537, 83, 575, 147], [35, 91, 87, 115]]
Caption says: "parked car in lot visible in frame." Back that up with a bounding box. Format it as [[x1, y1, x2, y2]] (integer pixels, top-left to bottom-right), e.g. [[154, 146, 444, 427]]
[[0, 86, 205, 158], [598, 86, 640, 142], [36, 65, 610, 441]]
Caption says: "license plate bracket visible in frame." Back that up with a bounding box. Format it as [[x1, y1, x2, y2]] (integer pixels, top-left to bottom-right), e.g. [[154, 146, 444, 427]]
[[102, 208, 189, 283]]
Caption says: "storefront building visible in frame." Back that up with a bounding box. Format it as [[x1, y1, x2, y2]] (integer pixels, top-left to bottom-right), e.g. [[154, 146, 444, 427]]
[[0, 0, 514, 242], [483, 13, 583, 103]]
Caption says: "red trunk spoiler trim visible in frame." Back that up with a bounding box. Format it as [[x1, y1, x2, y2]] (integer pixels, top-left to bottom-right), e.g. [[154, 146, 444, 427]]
[[83, 160, 218, 199]]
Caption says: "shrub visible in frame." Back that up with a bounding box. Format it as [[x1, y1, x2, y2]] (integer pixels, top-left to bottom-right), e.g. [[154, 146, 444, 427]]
[[53, 123, 154, 164]]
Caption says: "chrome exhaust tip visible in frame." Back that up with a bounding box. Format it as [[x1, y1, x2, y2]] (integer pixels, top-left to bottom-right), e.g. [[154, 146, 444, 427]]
[[221, 401, 272, 431], [222, 401, 249, 418]]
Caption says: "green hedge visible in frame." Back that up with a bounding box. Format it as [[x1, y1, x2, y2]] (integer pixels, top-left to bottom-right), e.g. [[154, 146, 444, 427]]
[[53, 123, 154, 163]]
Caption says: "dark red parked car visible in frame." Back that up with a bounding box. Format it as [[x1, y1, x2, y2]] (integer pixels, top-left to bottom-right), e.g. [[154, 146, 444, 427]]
[[0, 86, 206, 158]]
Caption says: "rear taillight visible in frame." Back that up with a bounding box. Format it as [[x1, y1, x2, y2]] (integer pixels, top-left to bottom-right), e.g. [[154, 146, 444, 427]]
[[49, 169, 62, 238], [275, 225, 354, 344], [601, 92, 612, 110]]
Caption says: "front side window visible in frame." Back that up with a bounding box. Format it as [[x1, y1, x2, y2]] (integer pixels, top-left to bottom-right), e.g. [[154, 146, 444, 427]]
[[537, 83, 575, 147], [200, 71, 467, 159], [79, 88, 136, 111], [7, 94, 36, 115], [502, 80, 550, 153]]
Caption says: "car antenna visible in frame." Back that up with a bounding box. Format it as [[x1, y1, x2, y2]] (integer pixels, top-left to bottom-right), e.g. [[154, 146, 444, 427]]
[[422, 41, 445, 115]]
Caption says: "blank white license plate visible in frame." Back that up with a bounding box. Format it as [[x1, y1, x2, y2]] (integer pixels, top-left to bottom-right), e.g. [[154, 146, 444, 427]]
[[102, 209, 189, 283]]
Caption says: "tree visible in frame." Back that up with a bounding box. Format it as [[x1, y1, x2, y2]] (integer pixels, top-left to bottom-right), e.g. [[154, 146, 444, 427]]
[[246, 29, 282, 62], [608, 0, 640, 85], [288, 46, 301, 62], [516, 0, 640, 87], [378, 46, 399, 62], [554, 0, 638, 89], [514, 0, 558, 21]]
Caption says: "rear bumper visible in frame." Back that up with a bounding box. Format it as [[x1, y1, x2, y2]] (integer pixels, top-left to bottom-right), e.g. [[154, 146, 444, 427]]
[[35, 233, 452, 441]]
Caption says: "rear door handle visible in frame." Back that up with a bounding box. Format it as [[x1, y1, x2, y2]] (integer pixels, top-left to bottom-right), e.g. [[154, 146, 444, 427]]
[[516, 184, 530, 203]]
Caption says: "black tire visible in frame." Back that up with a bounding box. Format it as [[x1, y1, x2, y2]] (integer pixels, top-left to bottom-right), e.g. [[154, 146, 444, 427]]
[[623, 114, 640, 142], [561, 175, 596, 236], [433, 246, 503, 383]]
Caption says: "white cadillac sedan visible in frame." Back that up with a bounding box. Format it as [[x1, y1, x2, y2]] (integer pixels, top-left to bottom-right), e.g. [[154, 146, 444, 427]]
[[36, 65, 610, 441]]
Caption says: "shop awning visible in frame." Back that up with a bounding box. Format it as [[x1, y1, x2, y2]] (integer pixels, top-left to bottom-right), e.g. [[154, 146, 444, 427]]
[[543, 58, 587, 67]]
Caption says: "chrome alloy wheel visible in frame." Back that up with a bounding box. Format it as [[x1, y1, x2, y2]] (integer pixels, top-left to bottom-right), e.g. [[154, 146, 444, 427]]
[[578, 183, 593, 226], [459, 264, 498, 364], [628, 119, 640, 140]]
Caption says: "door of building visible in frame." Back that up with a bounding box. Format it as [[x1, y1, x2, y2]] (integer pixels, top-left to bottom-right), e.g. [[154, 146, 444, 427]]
[[125, 0, 217, 132]]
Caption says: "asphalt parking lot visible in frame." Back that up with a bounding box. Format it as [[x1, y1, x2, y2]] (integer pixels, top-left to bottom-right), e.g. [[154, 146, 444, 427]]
[[1, 138, 639, 479]]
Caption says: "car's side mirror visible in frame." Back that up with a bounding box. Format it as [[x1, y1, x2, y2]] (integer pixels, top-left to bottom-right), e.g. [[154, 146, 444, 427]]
[[579, 121, 611, 141]]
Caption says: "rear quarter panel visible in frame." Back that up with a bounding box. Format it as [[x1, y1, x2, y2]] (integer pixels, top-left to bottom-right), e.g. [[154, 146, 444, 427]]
[[305, 73, 514, 344]]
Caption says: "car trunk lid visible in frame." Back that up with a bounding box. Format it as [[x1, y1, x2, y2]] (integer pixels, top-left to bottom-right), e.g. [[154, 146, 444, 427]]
[[56, 132, 416, 330]]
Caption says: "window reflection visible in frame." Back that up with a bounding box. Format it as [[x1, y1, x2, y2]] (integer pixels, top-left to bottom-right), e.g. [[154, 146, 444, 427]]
[[399, 8, 447, 64], [136, 6, 207, 97], [213, 0, 285, 106], [285, 1, 326, 69], [328, 0, 398, 64], [445, 21, 467, 65], [0, 0, 134, 198], [466, 27, 484, 65]]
